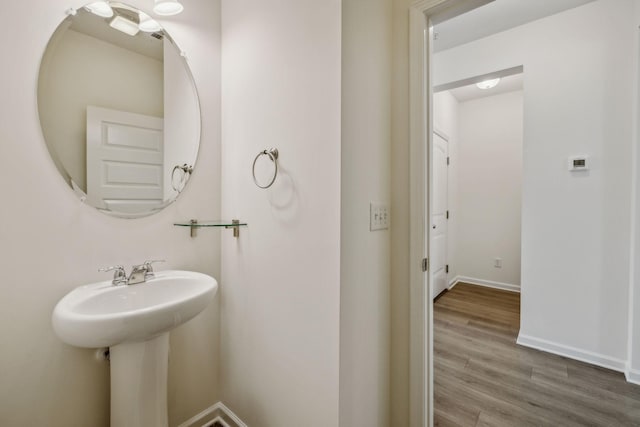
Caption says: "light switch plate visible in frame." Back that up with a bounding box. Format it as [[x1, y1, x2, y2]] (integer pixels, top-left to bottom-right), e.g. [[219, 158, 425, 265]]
[[370, 203, 389, 231]]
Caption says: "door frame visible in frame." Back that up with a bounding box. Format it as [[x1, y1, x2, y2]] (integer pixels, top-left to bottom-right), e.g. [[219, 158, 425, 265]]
[[407, 1, 493, 426]]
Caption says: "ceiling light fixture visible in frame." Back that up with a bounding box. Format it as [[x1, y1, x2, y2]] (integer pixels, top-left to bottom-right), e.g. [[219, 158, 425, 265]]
[[110, 15, 140, 36], [85, 1, 114, 18], [139, 12, 162, 32], [153, 0, 184, 16], [476, 78, 501, 90]]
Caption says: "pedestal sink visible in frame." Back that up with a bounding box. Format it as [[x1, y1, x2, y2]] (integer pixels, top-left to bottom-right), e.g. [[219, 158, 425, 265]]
[[52, 270, 218, 427]]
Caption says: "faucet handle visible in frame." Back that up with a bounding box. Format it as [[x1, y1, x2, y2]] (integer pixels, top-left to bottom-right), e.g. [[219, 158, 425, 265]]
[[99, 265, 125, 274], [99, 265, 127, 285], [143, 259, 165, 268], [143, 260, 165, 277]]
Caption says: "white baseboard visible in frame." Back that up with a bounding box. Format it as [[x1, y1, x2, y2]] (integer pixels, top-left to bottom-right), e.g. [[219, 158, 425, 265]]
[[177, 405, 216, 427], [217, 402, 248, 427], [517, 333, 626, 373], [210, 416, 230, 427], [178, 402, 247, 427], [625, 367, 640, 385], [450, 275, 520, 293], [448, 275, 461, 289]]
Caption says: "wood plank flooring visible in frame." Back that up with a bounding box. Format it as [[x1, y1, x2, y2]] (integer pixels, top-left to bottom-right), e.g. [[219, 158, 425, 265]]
[[434, 283, 640, 426]]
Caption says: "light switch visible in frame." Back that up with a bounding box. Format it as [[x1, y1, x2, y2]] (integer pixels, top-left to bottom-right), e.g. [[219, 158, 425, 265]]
[[370, 203, 390, 231]]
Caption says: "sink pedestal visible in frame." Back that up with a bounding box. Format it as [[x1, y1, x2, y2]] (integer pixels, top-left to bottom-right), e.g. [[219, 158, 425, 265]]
[[110, 333, 170, 427]]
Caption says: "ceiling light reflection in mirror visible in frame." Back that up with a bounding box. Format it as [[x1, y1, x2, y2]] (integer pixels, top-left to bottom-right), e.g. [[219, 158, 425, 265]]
[[153, 0, 184, 16], [85, 1, 114, 18], [37, 2, 201, 218]]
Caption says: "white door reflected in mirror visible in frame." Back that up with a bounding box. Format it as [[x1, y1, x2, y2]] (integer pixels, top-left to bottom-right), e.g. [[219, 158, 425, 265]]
[[86, 106, 164, 212]]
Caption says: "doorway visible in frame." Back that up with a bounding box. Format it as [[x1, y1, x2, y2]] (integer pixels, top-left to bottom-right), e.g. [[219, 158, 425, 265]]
[[431, 72, 524, 423], [407, 1, 632, 426], [430, 72, 524, 300]]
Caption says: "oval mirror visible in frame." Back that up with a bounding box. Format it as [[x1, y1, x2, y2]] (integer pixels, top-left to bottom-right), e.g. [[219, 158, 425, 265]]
[[37, 2, 201, 218]]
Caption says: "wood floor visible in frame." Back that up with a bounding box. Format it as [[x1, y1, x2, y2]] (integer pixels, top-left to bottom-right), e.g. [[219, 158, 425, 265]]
[[434, 283, 640, 426]]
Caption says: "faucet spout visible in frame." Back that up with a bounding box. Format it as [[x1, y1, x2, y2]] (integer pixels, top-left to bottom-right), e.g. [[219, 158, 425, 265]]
[[127, 260, 165, 285], [127, 265, 148, 285]]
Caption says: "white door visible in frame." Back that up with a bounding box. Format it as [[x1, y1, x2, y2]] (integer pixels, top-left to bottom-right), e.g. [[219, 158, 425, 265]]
[[86, 106, 164, 214], [431, 131, 449, 298]]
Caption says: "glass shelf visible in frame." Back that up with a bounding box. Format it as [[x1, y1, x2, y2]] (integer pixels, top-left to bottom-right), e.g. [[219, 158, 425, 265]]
[[173, 220, 248, 228], [174, 219, 247, 237]]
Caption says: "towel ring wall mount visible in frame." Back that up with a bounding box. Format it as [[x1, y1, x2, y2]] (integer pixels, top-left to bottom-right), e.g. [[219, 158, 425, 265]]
[[252, 148, 279, 189]]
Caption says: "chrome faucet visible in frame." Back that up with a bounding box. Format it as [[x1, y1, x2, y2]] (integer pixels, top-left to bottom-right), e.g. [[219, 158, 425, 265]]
[[127, 264, 148, 285], [98, 265, 127, 286], [142, 260, 164, 280], [99, 260, 165, 286]]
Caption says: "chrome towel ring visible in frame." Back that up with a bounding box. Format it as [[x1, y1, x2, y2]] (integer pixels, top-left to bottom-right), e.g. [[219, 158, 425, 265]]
[[252, 148, 279, 189], [171, 164, 193, 193]]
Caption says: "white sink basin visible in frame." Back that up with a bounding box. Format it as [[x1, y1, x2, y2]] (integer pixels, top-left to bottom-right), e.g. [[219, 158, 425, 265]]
[[52, 270, 218, 348]]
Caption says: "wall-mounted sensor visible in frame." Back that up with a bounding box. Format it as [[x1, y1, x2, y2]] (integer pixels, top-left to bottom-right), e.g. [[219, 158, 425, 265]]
[[568, 156, 589, 171]]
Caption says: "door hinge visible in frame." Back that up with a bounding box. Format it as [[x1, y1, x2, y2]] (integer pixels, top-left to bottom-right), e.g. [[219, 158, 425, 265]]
[[422, 258, 429, 272], [447, 156, 450, 166], [446, 210, 449, 219], [446, 264, 449, 274]]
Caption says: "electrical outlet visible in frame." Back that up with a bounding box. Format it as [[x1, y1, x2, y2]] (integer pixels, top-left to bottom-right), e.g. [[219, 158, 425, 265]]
[[370, 203, 390, 231], [494, 258, 502, 268]]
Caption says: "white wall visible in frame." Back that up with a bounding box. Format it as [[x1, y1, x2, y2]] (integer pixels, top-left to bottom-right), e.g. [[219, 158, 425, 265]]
[[220, 1, 342, 426], [340, 0, 391, 426], [0, 1, 222, 426], [455, 90, 523, 287], [434, 0, 635, 366], [433, 91, 459, 283], [38, 29, 164, 192]]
